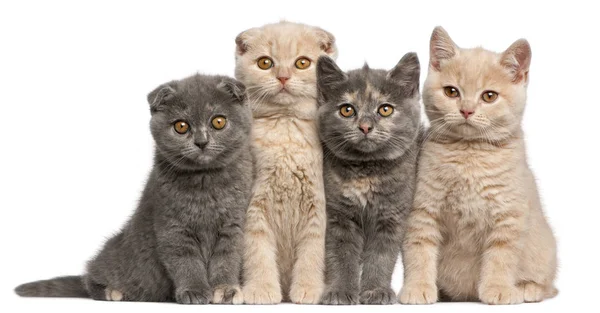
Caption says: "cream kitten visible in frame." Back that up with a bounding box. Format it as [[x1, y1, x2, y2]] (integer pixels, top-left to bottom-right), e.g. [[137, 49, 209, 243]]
[[399, 27, 557, 305], [234, 21, 337, 304]]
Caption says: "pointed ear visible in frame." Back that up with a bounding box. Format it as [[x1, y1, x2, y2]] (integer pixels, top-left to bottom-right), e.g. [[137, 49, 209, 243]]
[[314, 27, 337, 58], [235, 28, 259, 55], [317, 56, 347, 103], [387, 52, 420, 97], [501, 39, 531, 83], [430, 26, 458, 71], [147, 83, 175, 113], [217, 79, 246, 103]]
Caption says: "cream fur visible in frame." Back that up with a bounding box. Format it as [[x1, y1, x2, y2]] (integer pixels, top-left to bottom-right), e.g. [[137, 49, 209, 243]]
[[235, 21, 337, 304], [399, 27, 557, 305]]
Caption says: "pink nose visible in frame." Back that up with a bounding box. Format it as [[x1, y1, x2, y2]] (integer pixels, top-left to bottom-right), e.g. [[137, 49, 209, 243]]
[[359, 124, 372, 134], [277, 77, 289, 85], [460, 109, 475, 119]]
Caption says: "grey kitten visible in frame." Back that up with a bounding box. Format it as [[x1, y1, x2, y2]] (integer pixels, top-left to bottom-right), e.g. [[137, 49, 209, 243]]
[[316, 54, 422, 305], [15, 74, 254, 304]]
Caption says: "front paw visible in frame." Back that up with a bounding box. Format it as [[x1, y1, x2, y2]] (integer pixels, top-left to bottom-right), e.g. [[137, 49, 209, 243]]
[[321, 291, 359, 305], [360, 287, 396, 305], [398, 283, 438, 304], [175, 288, 212, 304], [242, 284, 282, 304], [289, 284, 323, 304], [213, 285, 243, 304], [479, 285, 524, 305]]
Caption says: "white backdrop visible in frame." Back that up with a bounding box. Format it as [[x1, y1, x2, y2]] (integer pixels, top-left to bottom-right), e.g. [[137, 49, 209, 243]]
[[1, 0, 598, 312]]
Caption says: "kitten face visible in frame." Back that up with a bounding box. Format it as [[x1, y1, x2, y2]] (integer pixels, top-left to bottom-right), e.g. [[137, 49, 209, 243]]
[[424, 27, 531, 142], [147, 75, 251, 170], [234, 21, 337, 108], [316, 54, 421, 161]]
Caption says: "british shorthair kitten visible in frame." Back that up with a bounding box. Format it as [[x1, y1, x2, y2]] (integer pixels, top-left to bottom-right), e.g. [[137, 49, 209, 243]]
[[399, 27, 557, 305], [15, 74, 253, 304], [234, 21, 337, 304], [316, 55, 422, 305]]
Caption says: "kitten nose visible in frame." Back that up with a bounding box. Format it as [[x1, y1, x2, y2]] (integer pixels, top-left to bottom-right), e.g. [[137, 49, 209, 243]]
[[195, 139, 209, 149], [359, 124, 373, 134], [277, 76, 289, 85], [460, 109, 475, 119]]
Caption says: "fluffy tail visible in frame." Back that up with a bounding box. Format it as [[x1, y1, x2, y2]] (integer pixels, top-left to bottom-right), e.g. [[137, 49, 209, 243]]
[[15, 275, 88, 298]]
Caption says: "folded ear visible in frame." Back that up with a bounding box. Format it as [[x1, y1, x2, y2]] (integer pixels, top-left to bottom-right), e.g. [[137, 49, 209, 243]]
[[501, 39, 531, 83], [317, 56, 347, 103], [147, 83, 176, 113], [217, 79, 246, 103], [235, 27, 259, 55], [314, 27, 337, 58], [387, 52, 421, 97], [430, 26, 458, 71]]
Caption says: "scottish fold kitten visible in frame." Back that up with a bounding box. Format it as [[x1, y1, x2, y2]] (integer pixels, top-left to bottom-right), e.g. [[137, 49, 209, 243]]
[[234, 21, 337, 304], [316, 55, 421, 305], [399, 27, 557, 305], [15, 74, 253, 304]]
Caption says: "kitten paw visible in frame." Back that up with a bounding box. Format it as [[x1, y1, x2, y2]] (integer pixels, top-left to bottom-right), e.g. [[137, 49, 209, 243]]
[[104, 289, 123, 301], [479, 285, 524, 305], [321, 291, 359, 305], [519, 282, 547, 303], [360, 287, 396, 305], [242, 285, 282, 304], [175, 289, 212, 304], [398, 283, 438, 304], [289, 285, 323, 304], [213, 285, 243, 304]]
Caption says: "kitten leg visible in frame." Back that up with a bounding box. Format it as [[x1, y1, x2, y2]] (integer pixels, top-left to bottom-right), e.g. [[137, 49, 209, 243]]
[[157, 225, 212, 304], [478, 204, 526, 305], [321, 213, 362, 305], [242, 200, 282, 304], [289, 200, 326, 304], [359, 220, 402, 305], [398, 195, 442, 304], [209, 217, 244, 304]]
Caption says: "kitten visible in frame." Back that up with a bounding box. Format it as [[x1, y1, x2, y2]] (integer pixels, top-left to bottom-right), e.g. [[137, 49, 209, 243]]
[[234, 21, 337, 304], [316, 55, 422, 305], [399, 27, 558, 305], [15, 74, 253, 304]]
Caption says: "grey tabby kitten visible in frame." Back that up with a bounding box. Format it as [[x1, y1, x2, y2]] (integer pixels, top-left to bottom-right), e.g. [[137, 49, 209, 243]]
[[316, 54, 421, 305], [15, 74, 253, 304]]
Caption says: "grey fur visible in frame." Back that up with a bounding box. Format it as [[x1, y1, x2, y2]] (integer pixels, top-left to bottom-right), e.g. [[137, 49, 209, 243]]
[[316, 55, 422, 305], [15, 74, 254, 304]]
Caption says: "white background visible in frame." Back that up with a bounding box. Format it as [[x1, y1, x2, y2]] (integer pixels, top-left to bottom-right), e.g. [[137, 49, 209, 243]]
[[1, 0, 598, 312]]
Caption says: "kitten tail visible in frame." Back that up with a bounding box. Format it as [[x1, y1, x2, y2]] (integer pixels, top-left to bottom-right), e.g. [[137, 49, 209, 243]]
[[15, 275, 88, 298]]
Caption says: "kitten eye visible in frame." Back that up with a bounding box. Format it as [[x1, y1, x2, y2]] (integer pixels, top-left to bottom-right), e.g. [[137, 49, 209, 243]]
[[482, 91, 499, 103], [174, 121, 189, 134], [211, 116, 227, 130], [295, 57, 311, 70], [257, 57, 274, 70], [339, 104, 356, 118], [443, 86, 460, 98], [378, 104, 394, 117]]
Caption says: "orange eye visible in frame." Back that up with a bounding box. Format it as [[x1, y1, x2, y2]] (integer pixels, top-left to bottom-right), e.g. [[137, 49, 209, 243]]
[[211, 116, 227, 130], [257, 57, 273, 70], [482, 91, 498, 103], [295, 57, 311, 69], [378, 104, 394, 117], [444, 86, 460, 98], [339, 104, 355, 118], [174, 121, 189, 134]]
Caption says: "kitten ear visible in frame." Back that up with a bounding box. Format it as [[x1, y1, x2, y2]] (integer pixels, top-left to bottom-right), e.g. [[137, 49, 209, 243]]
[[317, 56, 347, 103], [235, 28, 259, 55], [314, 27, 337, 58], [147, 83, 176, 113], [217, 79, 246, 104], [501, 39, 531, 83], [387, 52, 421, 97], [430, 26, 459, 71]]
